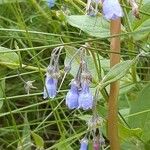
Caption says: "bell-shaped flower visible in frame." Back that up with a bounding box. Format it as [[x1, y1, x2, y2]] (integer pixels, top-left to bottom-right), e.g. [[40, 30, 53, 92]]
[[47, 0, 56, 8], [66, 80, 79, 109], [93, 137, 100, 150], [43, 74, 58, 99], [80, 137, 88, 150], [78, 82, 93, 110], [102, 0, 123, 20]]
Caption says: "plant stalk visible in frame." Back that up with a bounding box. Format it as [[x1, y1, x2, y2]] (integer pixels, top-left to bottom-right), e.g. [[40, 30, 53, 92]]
[[108, 19, 121, 150]]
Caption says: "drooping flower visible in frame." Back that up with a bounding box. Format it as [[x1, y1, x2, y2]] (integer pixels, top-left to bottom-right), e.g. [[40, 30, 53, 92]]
[[80, 137, 88, 150], [43, 74, 58, 99], [78, 82, 93, 110], [93, 138, 100, 150], [47, 0, 56, 8], [66, 80, 79, 109], [102, 0, 123, 20], [43, 47, 62, 99]]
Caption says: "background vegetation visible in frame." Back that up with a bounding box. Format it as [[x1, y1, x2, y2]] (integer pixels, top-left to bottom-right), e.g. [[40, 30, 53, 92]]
[[0, 0, 149, 149]]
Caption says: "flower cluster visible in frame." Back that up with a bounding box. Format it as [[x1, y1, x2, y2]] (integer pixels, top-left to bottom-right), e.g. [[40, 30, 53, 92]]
[[43, 45, 94, 110], [79, 105, 105, 149], [66, 77, 93, 110], [66, 54, 93, 110], [86, 0, 124, 20], [43, 46, 105, 149]]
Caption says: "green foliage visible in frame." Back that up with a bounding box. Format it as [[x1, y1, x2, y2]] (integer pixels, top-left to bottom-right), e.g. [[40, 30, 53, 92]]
[[31, 132, 44, 149], [0, 47, 19, 69], [129, 2, 150, 40], [118, 123, 142, 141], [128, 83, 150, 142], [100, 60, 137, 88], [67, 15, 110, 38]]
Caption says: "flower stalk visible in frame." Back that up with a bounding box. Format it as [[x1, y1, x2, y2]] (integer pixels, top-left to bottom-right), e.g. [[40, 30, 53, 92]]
[[108, 19, 121, 150]]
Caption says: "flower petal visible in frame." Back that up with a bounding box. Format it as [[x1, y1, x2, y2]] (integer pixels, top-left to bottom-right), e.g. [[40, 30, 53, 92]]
[[43, 76, 57, 99], [102, 0, 123, 20]]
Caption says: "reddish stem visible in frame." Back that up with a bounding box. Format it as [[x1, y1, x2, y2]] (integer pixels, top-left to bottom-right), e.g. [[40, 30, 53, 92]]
[[108, 18, 121, 150]]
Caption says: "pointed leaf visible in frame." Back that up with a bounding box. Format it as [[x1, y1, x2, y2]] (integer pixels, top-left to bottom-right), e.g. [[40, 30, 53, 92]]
[[100, 60, 136, 88], [31, 132, 44, 149]]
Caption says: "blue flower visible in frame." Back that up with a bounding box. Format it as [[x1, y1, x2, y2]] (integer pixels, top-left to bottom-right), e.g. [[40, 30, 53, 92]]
[[102, 0, 123, 20], [66, 80, 79, 109], [47, 0, 56, 8], [80, 138, 88, 150], [78, 82, 93, 110], [43, 74, 58, 99]]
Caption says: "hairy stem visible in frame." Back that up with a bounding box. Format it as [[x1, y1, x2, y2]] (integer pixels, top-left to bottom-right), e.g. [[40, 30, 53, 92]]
[[108, 19, 121, 150]]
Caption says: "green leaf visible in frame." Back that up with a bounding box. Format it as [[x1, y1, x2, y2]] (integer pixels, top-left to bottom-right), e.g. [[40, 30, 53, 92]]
[[67, 15, 110, 38], [0, 47, 19, 69], [128, 83, 150, 142], [133, 18, 150, 41], [100, 60, 136, 88], [31, 132, 44, 149], [119, 123, 142, 141], [121, 138, 145, 150]]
